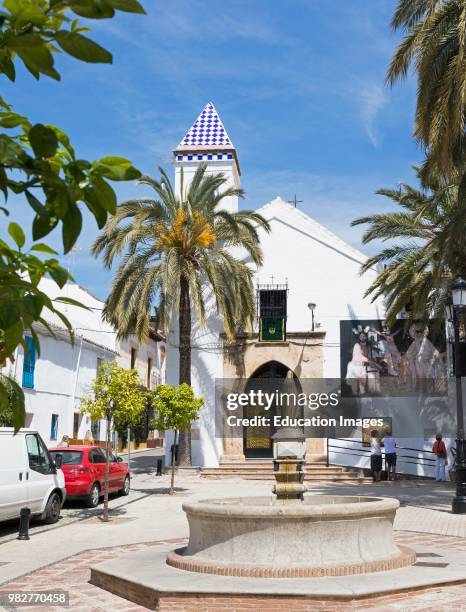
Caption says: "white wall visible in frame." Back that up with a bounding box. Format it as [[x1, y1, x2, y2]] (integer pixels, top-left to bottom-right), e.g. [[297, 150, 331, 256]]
[[328, 436, 455, 479], [253, 198, 384, 378], [165, 289, 223, 466], [2, 278, 166, 448], [116, 335, 166, 389], [174, 156, 240, 214]]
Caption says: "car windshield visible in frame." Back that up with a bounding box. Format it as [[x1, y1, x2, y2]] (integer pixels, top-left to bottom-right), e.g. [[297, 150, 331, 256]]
[[49, 450, 83, 465]]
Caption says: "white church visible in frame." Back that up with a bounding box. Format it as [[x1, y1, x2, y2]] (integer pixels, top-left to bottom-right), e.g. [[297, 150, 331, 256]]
[[164, 102, 452, 477]]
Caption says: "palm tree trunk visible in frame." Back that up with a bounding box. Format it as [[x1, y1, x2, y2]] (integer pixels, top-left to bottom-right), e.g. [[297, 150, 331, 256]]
[[178, 274, 192, 465]]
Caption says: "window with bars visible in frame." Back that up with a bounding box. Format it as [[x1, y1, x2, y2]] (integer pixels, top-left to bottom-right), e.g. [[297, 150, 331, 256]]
[[258, 286, 287, 341], [22, 336, 36, 388]]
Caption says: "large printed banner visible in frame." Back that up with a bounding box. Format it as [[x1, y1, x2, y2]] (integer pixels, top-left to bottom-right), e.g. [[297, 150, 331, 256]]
[[340, 319, 447, 397], [214, 319, 453, 445]]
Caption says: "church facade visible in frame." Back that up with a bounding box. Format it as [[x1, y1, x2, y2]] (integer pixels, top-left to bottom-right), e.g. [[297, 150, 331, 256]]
[[164, 102, 450, 470]]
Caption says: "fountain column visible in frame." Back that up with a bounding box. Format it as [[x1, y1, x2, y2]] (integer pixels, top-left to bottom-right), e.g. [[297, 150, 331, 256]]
[[272, 427, 307, 501]]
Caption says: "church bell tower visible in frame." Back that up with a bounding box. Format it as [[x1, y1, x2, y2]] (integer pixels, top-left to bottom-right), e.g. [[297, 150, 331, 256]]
[[173, 102, 240, 214]]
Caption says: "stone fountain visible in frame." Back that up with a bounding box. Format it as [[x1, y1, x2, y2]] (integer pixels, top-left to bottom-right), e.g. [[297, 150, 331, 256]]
[[166, 428, 416, 578]]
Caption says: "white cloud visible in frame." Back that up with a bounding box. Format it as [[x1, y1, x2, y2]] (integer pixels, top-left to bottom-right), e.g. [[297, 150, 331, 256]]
[[353, 82, 387, 147]]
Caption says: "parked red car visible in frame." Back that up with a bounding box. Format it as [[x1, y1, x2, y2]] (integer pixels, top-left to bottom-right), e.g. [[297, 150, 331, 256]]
[[49, 445, 130, 508]]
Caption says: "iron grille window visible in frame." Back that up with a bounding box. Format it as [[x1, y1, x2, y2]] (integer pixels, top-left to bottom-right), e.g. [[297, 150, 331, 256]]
[[257, 285, 288, 341], [259, 289, 287, 318]]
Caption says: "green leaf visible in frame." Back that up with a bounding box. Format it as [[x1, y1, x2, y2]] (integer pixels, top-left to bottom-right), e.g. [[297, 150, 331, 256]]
[[0, 134, 21, 163], [0, 51, 16, 81], [53, 309, 75, 343], [8, 222, 25, 248], [32, 213, 58, 240], [96, 156, 141, 181], [107, 0, 145, 13], [69, 0, 115, 19], [46, 125, 75, 157], [30, 243, 58, 254], [83, 191, 108, 228], [25, 191, 47, 217], [90, 177, 117, 213], [10, 2, 47, 26], [0, 167, 7, 200], [9, 34, 59, 80], [0, 111, 28, 128], [48, 262, 69, 288], [4, 319, 23, 355], [23, 294, 45, 319], [62, 205, 82, 253], [0, 301, 20, 329], [54, 296, 89, 310], [0, 376, 25, 433], [54, 31, 112, 64], [28, 124, 59, 158]]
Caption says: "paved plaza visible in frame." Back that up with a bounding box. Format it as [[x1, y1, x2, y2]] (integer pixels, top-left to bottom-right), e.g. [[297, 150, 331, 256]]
[[0, 452, 466, 611]]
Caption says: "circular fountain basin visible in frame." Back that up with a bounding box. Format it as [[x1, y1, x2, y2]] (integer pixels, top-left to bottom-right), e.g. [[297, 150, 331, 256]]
[[166, 495, 416, 577]]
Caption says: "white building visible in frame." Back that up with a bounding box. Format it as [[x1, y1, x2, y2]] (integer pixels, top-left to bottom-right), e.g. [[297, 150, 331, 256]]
[[165, 102, 454, 475], [2, 278, 166, 447]]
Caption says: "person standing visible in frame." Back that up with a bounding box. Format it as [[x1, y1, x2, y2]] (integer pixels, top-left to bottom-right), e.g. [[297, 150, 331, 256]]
[[432, 433, 448, 482], [59, 435, 70, 447], [383, 434, 397, 481], [370, 432, 383, 482]]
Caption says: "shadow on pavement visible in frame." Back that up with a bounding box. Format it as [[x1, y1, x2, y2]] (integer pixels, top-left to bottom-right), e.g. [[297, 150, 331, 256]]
[[130, 486, 188, 495], [305, 480, 456, 511]]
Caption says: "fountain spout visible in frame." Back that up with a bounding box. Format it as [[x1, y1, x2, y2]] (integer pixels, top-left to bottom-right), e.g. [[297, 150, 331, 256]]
[[272, 427, 307, 501]]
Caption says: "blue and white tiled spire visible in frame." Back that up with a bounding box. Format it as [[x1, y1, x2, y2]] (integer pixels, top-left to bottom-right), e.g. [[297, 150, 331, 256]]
[[177, 102, 234, 149], [173, 102, 240, 181], [173, 102, 240, 211]]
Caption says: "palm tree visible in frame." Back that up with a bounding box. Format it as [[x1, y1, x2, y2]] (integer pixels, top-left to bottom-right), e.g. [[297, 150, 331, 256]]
[[352, 169, 465, 324], [92, 165, 270, 464], [388, 0, 466, 177]]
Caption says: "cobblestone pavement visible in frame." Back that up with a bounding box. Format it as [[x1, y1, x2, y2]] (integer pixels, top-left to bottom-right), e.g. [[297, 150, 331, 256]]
[[1, 532, 466, 611]]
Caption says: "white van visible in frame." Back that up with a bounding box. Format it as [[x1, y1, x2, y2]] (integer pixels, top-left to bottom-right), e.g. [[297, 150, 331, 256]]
[[0, 428, 66, 524]]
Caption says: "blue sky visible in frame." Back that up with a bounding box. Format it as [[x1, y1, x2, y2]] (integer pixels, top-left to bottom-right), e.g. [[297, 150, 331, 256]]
[[3, 0, 420, 300]]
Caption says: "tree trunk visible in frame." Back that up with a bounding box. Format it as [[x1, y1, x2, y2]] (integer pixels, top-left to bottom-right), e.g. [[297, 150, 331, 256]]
[[169, 429, 178, 495], [102, 417, 111, 522], [178, 274, 192, 465]]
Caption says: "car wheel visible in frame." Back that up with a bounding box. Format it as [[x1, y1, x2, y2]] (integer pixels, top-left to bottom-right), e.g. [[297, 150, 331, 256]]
[[43, 492, 61, 524], [119, 475, 130, 496], [85, 482, 100, 508]]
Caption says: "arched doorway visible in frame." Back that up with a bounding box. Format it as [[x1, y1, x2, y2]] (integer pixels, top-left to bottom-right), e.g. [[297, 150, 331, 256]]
[[243, 361, 301, 458]]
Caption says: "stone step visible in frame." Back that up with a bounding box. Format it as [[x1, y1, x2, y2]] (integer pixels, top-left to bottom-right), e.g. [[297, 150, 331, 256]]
[[201, 467, 369, 482], [206, 465, 355, 473], [201, 469, 351, 477], [202, 474, 373, 483]]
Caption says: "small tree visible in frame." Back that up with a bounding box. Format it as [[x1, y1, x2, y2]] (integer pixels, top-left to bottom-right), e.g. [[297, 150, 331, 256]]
[[0, 375, 23, 428], [80, 360, 146, 521], [150, 384, 204, 494]]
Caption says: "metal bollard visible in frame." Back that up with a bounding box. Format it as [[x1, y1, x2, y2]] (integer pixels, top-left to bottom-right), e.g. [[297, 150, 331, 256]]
[[17, 507, 31, 540], [156, 459, 163, 476]]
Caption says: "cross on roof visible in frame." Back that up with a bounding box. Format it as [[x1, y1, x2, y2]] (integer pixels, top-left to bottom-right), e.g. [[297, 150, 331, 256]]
[[288, 195, 303, 208]]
